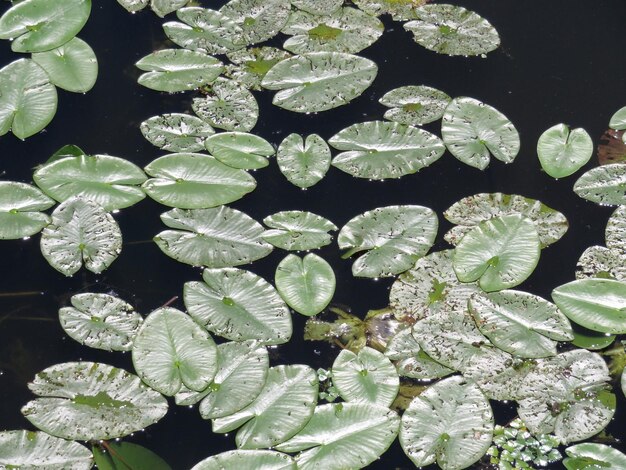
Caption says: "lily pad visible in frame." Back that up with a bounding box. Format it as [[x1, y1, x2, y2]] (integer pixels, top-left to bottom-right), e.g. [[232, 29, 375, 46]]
[[204, 131, 273, 169], [281, 7, 383, 55], [575, 245, 626, 281], [442, 97, 520, 170], [379, 85, 451, 126], [262, 211, 337, 251], [33, 154, 147, 211], [338, 205, 438, 278], [136, 49, 223, 93], [116, 0, 149, 13], [574, 163, 626, 206], [21, 362, 168, 440], [0, 181, 54, 240], [193, 78, 258, 132], [276, 134, 331, 188], [0, 0, 91, 53], [329, 121, 445, 180], [537, 124, 593, 179], [275, 254, 335, 316], [261, 52, 378, 113], [291, 0, 342, 14], [212, 365, 318, 449], [220, 0, 291, 45], [154, 206, 272, 268], [404, 4, 500, 56], [142, 153, 256, 209], [92, 441, 171, 470], [552, 278, 626, 334], [150, 0, 190, 17], [564, 443, 626, 470], [399, 376, 494, 469], [40, 197, 122, 276], [606, 205, 626, 253], [191, 450, 295, 470], [59, 293, 143, 352], [352, 0, 425, 21], [571, 324, 616, 350], [0, 59, 57, 139], [225, 47, 292, 90], [609, 106, 626, 132], [184, 267, 292, 345], [453, 214, 541, 292], [140, 113, 215, 153]]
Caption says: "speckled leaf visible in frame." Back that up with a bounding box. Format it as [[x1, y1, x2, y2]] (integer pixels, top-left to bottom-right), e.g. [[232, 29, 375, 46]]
[[151, 0, 190, 18], [261, 52, 377, 113], [40, 197, 122, 276], [442, 97, 520, 170], [21, 362, 168, 440], [399, 376, 494, 469], [462, 352, 533, 401], [184, 268, 292, 345], [262, 211, 337, 251], [220, 0, 290, 45], [379, 85, 451, 126], [225, 47, 292, 90], [212, 365, 318, 449], [116, 0, 148, 13], [606, 205, 626, 253], [154, 206, 273, 268], [193, 79, 258, 132], [404, 4, 500, 56], [329, 121, 445, 180], [204, 131, 273, 169], [537, 124, 593, 179], [276, 133, 331, 188], [0, 181, 54, 239], [191, 450, 296, 470], [564, 443, 626, 470], [352, 0, 425, 21], [574, 164, 626, 206], [59, 293, 143, 352], [291, 0, 342, 15], [575, 245, 626, 281], [140, 113, 215, 153]]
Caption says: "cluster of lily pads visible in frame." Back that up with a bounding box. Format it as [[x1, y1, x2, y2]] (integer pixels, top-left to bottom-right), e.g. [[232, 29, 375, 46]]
[[2, 0, 626, 468]]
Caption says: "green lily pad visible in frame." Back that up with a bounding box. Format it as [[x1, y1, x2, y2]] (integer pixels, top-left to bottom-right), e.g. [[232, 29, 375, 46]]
[[276, 133, 331, 188], [140, 113, 215, 153], [606, 205, 626, 253], [261, 52, 377, 113], [329, 121, 445, 180], [537, 124, 593, 178], [262, 211, 337, 251], [151, 0, 190, 17], [116, 0, 149, 13], [609, 106, 626, 132], [570, 324, 616, 350], [442, 97, 520, 170], [574, 163, 626, 206], [193, 78, 258, 132], [352, 0, 424, 21], [291, 0, 343, 15], [204, 131, 273, 169], [0, 181, 54, 240], [575, 245, 626, 281], [225, 47, 292, 90], [142, 153, 256, 209], [93, 441, 171, 470], [379, 85, 451, 126], [220, 0, 291, 45], [191, 450, 295, 470], [564, 443, 626, 470]]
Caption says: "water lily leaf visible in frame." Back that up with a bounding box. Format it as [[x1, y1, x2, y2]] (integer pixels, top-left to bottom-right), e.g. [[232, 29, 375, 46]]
[[225, 47, 292, 90], [0, 59, 57, 139], [0, 430, 93, 469], [329, 121, 445, 180], [564, 443, 626, 470], [193, 78, 258, 132], [93, 441, 171, 470], [332, 346, 399, 406], [142, 153, 256, 209], [443, 193, 569, 248], [609, 106, 626, 132], [453, 214, 541, 292], [468, 290, 573, 358], [33, 154, 147, 211], [399, 376, 494, 469], [404, 4, 500, 56], [154, 206, 272, 267], [606, 205, 626, 253], [184, 267, 292, 344], [21, 362, 168, 440], [275, 402, 400, 469], [0, 0, 91, 53], [220, 0, 290, 45], [191, 450, 295, 470], [116, 0, 149, 13], [442, 97, 520, 169], [136, 49, 223, 93], [132, 307, 217, 396], [204, 131, 273, 169], [537, 124, 593, 179], [574, 164, 626, 206], [59, 293, 143, 352], [384, 328, 454, 379], [151, 0, 191, 18], [291, 0, 342, 15], [552, 278, 626, 334], [282, 7, 383, 55], [0, 181, 54, 239], [163, 7, 245, 55], [40, 197, 122, 276], [575, 245, 626, 281], [262, 211, 337, 251], [276, 133, 331, 188], [140, 113, 215, 153], [352, 0, 425, 21], [261, 52, 377, 113], [379, 85, 451, 126], [31, 37, 97, 93], [48, 144, 87, 161], [212, 365, 318, 449], [571, 324, 616, 350], [338, 205, 438, 278], [516, 350, 615, 443]]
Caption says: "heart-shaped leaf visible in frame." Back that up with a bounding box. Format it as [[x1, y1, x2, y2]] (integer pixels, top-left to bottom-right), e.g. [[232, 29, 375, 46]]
[[0, 181, 54, 239], [204, 132, 273, 169], [276, 133, 331, 188], [262, 211, 337, 251], [140, 113, 215, 153], [537, 124, 593, 178], [379, 85, 451, 126]]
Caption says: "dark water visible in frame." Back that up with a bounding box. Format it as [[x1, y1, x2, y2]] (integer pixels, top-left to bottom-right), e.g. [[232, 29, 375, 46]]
[[0, 0, 625, 468]]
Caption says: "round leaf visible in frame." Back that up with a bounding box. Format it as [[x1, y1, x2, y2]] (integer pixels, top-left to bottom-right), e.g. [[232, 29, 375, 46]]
[[0, 181, 54, 239], [564, 443, 626, 470], [379, 85, 451, 126], [140, 113, 215, 153], [204, 131, 273, 169], [193, 79, 258, 132], [191, 450, 295, 470], [262, 210, 337, 251], [276, 133, 331, 188], [574, 163, 626, 206], [220, 0, 290, 45], [537, 124, 593, 178]]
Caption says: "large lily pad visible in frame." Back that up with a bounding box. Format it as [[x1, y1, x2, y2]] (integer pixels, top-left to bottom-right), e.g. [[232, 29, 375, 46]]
[[262, 211, 337, 251], [537, 124, 593, 179], [191, 450, 295, 470], [261, 52, 377, 113], [338, 205, 438, 278], [329, 121, 445, 180], [574, 163, 626, 206], [140, 113, 215, 153], [276, 133, 331, 188], [399, 376, 494, 469], [193, 79, 258, 132], [379, 85, 451, 126], [59, 293, 143, 352], [40, 197, 122, 276], [21, 362, 168, 440], [442, 97, 520, 170], [404, 4, 500, 56], [33, 154, 147, 211], [184, 267, 292, 345], [564, 443, 626, 470], [225, 47, 292, 90], [154, 206, 273, 267], [220, 0, 290, 45], [453, 214, 541, 292], [142, 153, 256, 209], [0, 181, 54, 239], [204, 131, 273, 169]]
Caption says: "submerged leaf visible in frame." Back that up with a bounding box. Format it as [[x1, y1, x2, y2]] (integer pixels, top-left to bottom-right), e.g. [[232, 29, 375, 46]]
[[262, 210, 337, 251], [0, 181, 54, 240], [537, 124, 593, 178], [204, 131, 273, 169], [140, 113, 215, 153], [193, 78, 258, 132], [574, 163, 626, 206], [379, 85, 451, 126], [276, 133, 331, 188], [191, 450, 295, 470]]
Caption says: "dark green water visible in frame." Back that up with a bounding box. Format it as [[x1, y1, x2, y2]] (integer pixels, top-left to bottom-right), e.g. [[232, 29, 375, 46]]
[[0, 0, 625, 468]]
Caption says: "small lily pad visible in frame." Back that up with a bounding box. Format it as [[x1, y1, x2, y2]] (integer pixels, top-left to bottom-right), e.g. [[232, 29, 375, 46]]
[[574, 163, 626, 206], [116, 0, 149, 13], [537, 124, 593, 178], [609, 106, 626, 132], [193, 78, 258, 132], [276, 133, 331, 188], [262, 210, 337, 251], [0, 181, 54, 240], [204, 131, 273, 169], [140, 113, 215, 153], [379, 85, 451, 126]]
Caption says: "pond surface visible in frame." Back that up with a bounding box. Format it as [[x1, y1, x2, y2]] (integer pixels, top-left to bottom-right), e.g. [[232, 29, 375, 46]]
[[0, 0, 625, 468]]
